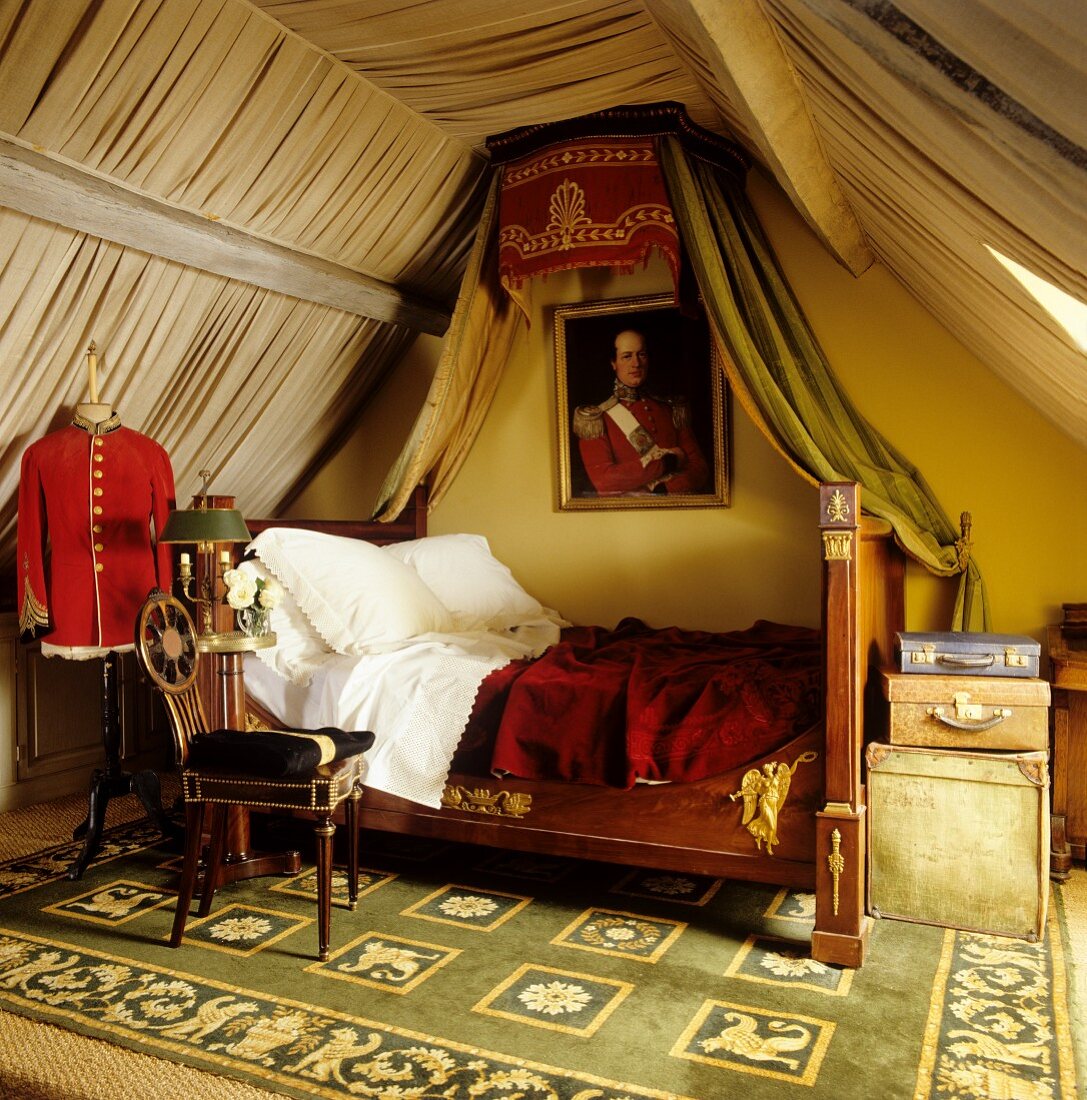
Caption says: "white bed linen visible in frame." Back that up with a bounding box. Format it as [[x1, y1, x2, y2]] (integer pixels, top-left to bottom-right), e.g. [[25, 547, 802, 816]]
[[243, 619, 562, 808]]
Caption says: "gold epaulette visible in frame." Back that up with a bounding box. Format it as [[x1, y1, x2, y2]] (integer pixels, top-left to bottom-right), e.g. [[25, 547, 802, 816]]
[[573, 404, 605, 440]]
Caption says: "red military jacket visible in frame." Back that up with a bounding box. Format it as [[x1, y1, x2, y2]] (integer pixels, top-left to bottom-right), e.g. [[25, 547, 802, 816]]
[[18, 412, 176, 651], [575, 391, 709, 495]]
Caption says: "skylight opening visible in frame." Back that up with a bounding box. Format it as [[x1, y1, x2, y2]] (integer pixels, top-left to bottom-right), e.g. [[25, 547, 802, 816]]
[[986, 245, 1087, 353]]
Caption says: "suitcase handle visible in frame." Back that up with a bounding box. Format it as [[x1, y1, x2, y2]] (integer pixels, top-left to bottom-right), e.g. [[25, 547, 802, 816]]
[[936, 653, 995, 668], [926, 706, 1012, 732]]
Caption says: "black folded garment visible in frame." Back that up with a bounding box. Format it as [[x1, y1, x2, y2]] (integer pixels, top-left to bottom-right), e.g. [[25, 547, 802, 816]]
[[187, 727, 375, 779]]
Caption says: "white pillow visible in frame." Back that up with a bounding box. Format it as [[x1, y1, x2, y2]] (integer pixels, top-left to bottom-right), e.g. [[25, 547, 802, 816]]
[[248, 527, 453, 655], [384, 533, 542, 631], [235, 558, 328, 685]]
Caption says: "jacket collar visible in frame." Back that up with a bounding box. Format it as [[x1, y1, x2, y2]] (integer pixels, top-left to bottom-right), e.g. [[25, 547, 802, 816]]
[[72, 411, 122, 436]]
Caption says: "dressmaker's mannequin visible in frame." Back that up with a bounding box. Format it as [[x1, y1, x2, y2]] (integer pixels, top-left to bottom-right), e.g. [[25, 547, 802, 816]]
[[16, 343, 180, 876], [75, 403, 114, 424], [74, 341, 113, 426]]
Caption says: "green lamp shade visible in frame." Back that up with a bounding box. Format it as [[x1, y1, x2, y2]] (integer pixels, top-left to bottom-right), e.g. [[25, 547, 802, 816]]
[[159, 507, 252, 544]]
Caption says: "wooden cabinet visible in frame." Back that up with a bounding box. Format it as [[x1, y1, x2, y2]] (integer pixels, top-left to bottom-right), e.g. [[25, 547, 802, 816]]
[[1049, 624, 1087, 880], [0, 612, 172, 813]]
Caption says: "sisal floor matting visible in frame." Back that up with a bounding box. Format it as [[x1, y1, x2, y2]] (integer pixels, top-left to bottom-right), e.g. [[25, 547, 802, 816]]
[[0, 782, 278, 1100]]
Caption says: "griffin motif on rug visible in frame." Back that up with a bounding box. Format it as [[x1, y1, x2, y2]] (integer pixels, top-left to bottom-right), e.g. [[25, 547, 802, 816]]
[[700, 1010, 812, 1069]]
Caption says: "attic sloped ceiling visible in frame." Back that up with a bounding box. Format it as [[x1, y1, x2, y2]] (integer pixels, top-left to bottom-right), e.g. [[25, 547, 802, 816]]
[[0, 0, 1084, 572], [0, 0, 489, 571], [256, 0, 1084, 436]]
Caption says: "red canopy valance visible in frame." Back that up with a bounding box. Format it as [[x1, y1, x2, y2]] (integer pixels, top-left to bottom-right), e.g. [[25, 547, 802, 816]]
[[497, 136, 681, 294], [488, 104, 748, 305]]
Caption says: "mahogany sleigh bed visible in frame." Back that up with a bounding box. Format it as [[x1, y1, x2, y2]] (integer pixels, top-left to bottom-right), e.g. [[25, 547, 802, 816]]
[[243, 481, 904, 968]]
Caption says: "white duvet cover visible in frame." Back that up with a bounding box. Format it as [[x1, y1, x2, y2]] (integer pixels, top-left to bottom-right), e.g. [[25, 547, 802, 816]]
[[243, 620, 560, 808]]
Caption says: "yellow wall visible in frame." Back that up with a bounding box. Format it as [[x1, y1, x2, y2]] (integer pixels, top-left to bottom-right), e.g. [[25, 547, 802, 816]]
[[289, 169, 1087, 645]]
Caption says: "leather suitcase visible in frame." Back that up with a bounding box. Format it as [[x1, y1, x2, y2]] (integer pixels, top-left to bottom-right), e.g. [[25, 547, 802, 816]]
[[866, 743, 1049, 939], [878, 669, 1050, 750], [895, 631, 1040, 677]]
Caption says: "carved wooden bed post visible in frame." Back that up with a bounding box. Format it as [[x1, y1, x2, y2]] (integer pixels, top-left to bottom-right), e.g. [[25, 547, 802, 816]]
[[812, 482, 873, 967]]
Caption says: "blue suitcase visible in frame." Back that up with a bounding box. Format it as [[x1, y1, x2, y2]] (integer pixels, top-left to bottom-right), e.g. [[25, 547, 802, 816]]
[[894, 631, 1040, 678]]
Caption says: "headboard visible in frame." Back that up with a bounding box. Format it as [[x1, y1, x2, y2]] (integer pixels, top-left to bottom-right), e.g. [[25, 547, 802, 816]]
[[245, 485, 427, 546]]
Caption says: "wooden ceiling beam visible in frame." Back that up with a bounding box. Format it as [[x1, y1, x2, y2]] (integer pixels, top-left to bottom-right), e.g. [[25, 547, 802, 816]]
[[649, 0, 875, 276], [0, 139, 450, 335]]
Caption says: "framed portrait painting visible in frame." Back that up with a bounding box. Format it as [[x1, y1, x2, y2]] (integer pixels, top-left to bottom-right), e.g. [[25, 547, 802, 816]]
[[553, 294, 730, 510]]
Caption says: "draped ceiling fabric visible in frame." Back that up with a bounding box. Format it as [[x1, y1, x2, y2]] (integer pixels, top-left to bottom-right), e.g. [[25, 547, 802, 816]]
[[297, 0, 1084, 440], [0, 1, 483, 297], [656, 137, 988, 630], [754, 0, 1086, 439], [0, 208, 419, 568], [374, 174, 522, 522], [0, 0, 487, 573], [0, 1, 1082, 579]]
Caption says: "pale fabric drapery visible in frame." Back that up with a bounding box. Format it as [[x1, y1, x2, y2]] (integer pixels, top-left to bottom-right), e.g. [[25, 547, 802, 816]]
[[0, 208, 415, 571], [251, 0, 724, 149], [659, 137, 988, 631], [0, 0, 484, 300], [758, 0, 1086, 443], [0, 0, 1081, 572], [887, 0, 1085, 152], [373, 174, 525, 520], [0, 0, 483, 567], [371, 117, 987, 628]]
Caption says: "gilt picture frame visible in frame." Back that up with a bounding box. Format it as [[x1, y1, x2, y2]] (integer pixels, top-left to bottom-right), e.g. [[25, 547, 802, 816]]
[[554, 294, 730, 511]]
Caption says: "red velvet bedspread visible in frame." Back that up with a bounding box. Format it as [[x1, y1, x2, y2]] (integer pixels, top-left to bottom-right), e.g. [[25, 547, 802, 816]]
[[454, 618, 821, 788]]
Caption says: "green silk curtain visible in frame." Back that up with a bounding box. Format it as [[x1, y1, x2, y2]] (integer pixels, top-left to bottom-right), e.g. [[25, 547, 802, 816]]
[[658, 136, 987, 630]]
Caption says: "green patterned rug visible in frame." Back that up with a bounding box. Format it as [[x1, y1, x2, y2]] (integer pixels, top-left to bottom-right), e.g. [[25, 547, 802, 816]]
[[0, 819, 1077, 1100]]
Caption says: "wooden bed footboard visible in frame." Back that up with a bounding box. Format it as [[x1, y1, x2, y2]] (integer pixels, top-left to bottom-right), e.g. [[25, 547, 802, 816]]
[[244, 480, 905, 968]]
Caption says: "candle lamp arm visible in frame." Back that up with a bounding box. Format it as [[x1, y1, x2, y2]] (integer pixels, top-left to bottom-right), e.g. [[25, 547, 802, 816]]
[[174, 551, 231, 636]]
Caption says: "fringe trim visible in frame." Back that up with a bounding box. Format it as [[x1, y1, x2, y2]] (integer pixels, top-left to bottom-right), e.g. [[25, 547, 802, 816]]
[[670, 395, 691, 430]]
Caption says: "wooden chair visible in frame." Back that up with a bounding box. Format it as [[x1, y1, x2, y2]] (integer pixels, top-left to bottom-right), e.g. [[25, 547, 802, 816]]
[[134, 589, 370, 961]]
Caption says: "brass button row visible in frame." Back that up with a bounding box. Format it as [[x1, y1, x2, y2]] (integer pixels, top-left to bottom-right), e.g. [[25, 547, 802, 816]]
[[91, 440, 107, 568]]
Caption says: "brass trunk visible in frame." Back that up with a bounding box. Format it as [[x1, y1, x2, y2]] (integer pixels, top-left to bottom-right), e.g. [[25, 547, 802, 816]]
[[866, 743, 1049, 940]]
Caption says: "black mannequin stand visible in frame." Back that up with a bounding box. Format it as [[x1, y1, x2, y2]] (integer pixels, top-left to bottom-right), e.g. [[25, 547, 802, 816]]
[[65, 651, 181, 880]]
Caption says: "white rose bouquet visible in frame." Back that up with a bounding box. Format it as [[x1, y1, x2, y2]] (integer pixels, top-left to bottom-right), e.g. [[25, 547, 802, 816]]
[[223, 566, 283, 636]]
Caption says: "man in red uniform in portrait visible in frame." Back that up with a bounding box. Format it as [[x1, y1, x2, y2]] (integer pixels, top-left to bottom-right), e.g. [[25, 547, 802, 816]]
[[17, 408, 176, 652], [573, 328, 709, 496]]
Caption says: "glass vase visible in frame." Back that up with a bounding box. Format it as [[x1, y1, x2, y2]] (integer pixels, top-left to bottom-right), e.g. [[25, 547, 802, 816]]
[[237, 606, 269, 638]]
